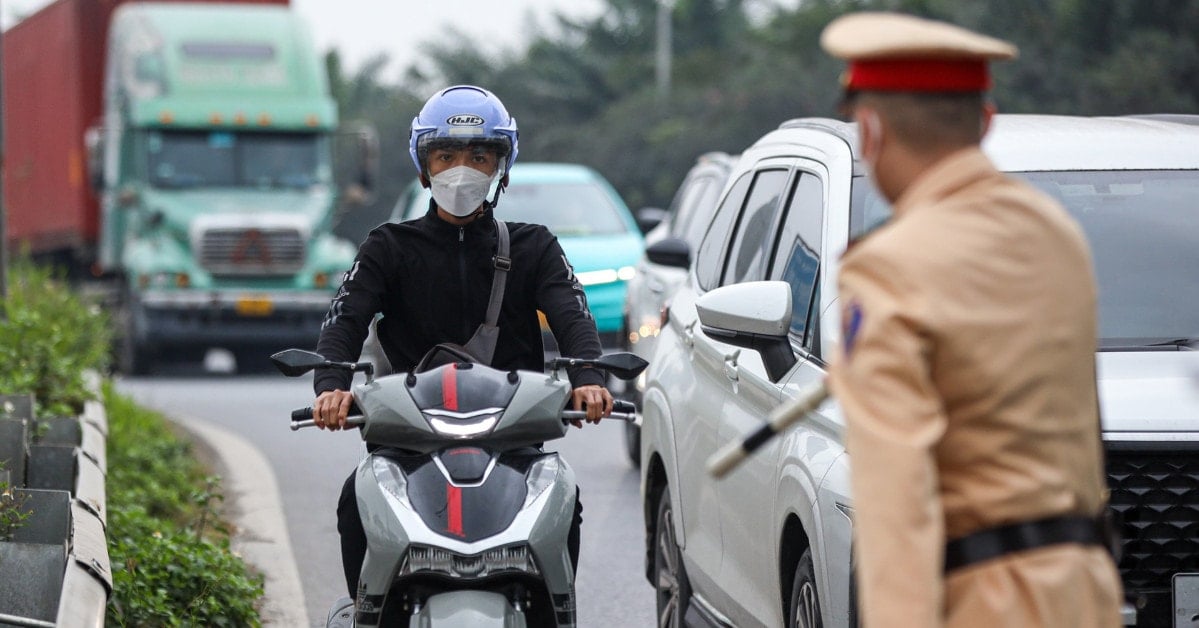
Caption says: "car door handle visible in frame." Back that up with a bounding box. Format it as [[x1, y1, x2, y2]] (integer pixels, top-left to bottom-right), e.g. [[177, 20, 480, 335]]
[[723, 350, 740, 381], [682, 320, 696, 347], [647, 279, 665, 294]]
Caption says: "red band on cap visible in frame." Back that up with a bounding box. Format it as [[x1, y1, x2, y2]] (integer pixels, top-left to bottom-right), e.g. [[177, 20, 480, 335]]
[[846, 58, 991, 92]]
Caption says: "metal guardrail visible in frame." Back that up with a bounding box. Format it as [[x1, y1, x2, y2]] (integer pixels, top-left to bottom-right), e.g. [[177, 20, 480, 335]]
[[0, 373, 110, 627]]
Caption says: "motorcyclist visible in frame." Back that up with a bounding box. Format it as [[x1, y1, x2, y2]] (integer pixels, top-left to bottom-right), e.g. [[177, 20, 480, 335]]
[[311, 84, 614, 601]]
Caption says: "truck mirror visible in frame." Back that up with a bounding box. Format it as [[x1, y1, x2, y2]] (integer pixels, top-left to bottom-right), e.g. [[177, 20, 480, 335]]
[[84, 126, 105, 191], [337, 121, 379, 208]]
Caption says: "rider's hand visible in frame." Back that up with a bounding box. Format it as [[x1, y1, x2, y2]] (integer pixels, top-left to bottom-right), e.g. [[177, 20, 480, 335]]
[[569, 384, 613, 428], [313, 389, 354, 431]]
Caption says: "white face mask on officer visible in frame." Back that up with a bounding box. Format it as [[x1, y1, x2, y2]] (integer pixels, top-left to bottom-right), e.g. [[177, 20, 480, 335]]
[[430, 166, 499, 217]]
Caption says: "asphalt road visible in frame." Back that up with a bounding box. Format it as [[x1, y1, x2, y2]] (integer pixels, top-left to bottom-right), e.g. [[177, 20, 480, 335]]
[[115, 358, 656, 627]]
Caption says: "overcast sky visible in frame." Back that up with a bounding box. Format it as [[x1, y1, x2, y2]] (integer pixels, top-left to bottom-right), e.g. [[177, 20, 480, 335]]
[[3, 0, 608, 82]]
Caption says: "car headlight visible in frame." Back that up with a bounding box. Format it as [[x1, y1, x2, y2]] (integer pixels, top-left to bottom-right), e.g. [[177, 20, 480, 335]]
[[576, 266, 636, 286], [398, 544, 540, 579]]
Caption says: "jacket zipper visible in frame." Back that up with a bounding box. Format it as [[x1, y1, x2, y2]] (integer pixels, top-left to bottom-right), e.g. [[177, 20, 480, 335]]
[[458, 227, 471, 340]]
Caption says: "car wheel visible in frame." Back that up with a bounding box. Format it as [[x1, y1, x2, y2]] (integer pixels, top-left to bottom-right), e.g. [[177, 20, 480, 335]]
[[623, 421, 641, 467], [654, 487, 691, 627], [788, 548, 822, 628]]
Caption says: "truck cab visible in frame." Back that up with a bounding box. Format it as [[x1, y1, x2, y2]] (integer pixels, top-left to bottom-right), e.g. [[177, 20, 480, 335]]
[[92, 3, 365, 372]]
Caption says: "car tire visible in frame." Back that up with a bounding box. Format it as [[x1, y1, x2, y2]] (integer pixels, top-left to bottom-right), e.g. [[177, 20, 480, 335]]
[[623, 421, 641, 467], [654, 487, 691, 627], [788, 548, 822, 628]]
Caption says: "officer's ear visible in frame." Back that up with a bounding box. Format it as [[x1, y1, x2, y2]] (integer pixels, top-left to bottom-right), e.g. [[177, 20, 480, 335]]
[[980, 101, 997, 141], [419, 173, 430, 189]]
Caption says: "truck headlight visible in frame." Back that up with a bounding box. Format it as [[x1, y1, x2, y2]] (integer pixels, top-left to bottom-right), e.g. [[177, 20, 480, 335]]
[[398, 544, 539, 579]]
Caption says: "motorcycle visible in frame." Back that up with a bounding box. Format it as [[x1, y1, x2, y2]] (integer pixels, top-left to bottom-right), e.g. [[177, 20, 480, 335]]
[[271, 347, 647, 628]]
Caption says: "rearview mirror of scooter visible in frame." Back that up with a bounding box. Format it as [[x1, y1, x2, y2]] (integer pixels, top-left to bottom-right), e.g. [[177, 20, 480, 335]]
[[271, 349, 329, 376], [548, 352, 649, 381]]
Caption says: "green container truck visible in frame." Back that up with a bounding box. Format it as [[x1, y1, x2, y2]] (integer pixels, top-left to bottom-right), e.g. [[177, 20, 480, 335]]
[[3, 0, 373, 373]]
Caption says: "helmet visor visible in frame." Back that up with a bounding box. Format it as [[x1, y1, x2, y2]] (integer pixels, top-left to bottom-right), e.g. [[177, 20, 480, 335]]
[[417, 137, 511, 176]]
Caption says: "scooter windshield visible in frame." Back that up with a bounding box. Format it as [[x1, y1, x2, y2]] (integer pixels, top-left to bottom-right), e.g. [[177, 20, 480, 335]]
[[407, 362, 519, 415]]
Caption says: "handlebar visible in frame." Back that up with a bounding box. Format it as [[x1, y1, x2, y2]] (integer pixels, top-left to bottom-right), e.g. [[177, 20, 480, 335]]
[[288, 406, 364, 431], [287, 399, 639, 430]]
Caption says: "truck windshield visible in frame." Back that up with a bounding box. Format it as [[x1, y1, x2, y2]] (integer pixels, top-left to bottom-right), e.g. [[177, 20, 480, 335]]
[[850, 169, 1199, 349], [145, 130, 329, 189]]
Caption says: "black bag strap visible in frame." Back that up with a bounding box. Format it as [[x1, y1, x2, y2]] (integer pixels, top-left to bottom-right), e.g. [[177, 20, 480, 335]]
[[460, 219, 510, 365], [485, 219, 511, 327]]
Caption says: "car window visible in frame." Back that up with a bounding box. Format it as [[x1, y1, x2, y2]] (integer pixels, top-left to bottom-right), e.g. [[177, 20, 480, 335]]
[[669, 176, 711, 239], [696, 173, 751, 291], [721, 169, 789, 286], [849, 176, 892, 239], [770, 172, 825, 351], [1018, 169, 1199, 347], [500, 182, 629, 236], [678, 174, 727, 249], [399, 181, 630, 236]]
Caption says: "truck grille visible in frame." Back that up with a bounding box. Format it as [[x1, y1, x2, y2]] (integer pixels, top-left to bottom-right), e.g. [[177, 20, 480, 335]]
[[198, 227, 306, 276], [1106, 448, 1199, 626]]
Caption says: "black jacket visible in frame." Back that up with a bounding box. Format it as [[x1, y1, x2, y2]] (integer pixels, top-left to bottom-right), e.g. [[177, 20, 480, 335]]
[[314, 203, 605, 394]]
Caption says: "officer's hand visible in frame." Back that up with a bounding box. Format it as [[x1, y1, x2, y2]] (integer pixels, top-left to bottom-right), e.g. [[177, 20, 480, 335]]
[[569, 384, 613, 428], [313, 390, 354, 431]]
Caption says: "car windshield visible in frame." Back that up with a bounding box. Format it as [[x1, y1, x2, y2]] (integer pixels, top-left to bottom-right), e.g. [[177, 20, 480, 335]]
[[145, 130, 330, 189], [850, 170, 1199, 348], [498, 182, 629, 236]]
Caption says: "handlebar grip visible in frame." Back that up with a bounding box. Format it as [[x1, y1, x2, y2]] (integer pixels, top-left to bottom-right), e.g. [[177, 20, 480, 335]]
[[292, 407, 314, 422], [613, 399, 637, 415]]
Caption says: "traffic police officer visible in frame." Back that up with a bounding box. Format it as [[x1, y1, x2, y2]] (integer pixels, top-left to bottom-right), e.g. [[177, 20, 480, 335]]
[[820, 12, 1123, 627]]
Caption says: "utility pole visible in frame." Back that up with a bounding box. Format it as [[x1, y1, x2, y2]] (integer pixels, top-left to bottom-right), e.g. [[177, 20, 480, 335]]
[[655, 0, 674, 100]]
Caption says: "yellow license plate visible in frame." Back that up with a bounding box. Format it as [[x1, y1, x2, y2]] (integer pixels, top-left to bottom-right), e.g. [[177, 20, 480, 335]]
[[236, 295, 274, 317], [537, 310, 550, 330]]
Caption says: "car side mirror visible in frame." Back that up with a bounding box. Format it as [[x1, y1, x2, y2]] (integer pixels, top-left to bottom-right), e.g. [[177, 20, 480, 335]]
[[645, 237, 690, 269], [696, 281, 797, 383], [635, 207, 668, 234]]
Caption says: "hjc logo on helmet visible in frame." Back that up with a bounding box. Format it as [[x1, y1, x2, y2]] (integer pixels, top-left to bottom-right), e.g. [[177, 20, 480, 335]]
[[446, 114, 485, 126]]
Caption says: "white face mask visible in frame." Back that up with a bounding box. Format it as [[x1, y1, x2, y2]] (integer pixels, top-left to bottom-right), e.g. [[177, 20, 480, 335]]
[[430, 166, 499, 217]]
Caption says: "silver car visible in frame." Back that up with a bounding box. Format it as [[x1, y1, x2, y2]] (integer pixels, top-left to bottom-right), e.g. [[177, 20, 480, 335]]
[[620, 152, 736, 466], [641, 114, 1199, 627]]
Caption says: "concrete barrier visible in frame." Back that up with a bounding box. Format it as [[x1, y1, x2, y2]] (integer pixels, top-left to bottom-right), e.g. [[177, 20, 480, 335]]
[[0, 385, 109, 627]]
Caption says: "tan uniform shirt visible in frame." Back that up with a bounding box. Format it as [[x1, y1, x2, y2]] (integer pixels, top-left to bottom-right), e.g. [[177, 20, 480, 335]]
[[828, 147, 1122, 627]]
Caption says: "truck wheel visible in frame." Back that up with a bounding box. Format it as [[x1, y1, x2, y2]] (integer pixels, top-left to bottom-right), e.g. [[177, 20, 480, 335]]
[[787, 548, 822, 628], [654, 487, 691, 628], [116, 297, 154, 375], [118, 333, 154, 376]]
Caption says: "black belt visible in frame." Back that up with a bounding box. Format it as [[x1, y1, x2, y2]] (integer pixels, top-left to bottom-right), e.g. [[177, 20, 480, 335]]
[[944, 514, 1107, 573]]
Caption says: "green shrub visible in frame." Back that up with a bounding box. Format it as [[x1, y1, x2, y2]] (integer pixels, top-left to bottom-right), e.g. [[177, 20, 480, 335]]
[[105, 385, 264, 627], [0, 261, 111, 415], [0, 464, 32, 542]]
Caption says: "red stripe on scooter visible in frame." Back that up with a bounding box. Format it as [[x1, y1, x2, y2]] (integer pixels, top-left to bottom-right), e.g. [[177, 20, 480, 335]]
[[442, 363, 458, 410], [446, 484, 464, 537]]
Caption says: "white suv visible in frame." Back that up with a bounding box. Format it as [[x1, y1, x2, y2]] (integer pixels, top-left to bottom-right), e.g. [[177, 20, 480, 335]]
[[640, 114, 1199, 628]]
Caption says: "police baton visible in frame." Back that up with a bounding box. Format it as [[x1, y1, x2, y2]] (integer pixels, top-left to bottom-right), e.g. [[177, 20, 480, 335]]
[[707, 380, 830, 478]]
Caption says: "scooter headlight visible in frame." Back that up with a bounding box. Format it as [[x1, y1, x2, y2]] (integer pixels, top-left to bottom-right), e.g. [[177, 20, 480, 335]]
[[523, 455, 561, 509], [398, 544, 540, 579], [372, 457, 412, 510], [422, 408, 504, 438]]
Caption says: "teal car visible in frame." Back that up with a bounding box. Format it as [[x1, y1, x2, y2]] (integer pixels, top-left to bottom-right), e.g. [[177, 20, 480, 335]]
[[392, 162, 645, 347]]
